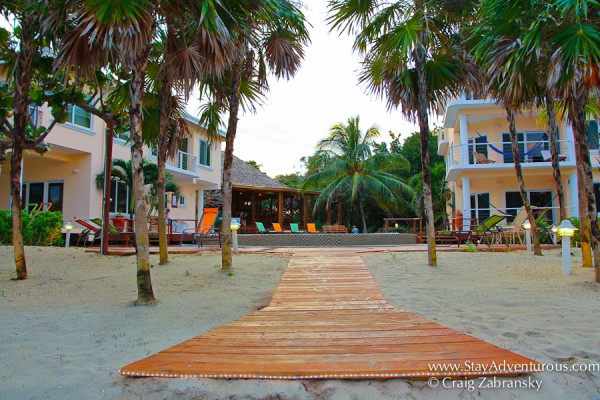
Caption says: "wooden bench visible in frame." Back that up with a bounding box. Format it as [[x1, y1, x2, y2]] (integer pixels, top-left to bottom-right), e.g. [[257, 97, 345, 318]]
[[322, 225, 348, 234]]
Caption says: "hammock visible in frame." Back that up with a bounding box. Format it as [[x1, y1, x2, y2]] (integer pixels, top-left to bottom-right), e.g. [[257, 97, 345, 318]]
[[476, 132, 544, 157]]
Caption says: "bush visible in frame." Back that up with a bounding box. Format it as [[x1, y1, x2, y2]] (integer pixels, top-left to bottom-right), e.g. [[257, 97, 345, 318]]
[[0, 210, 64, 246]]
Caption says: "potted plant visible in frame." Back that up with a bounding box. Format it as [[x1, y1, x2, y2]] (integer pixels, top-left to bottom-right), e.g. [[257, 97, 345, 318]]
[[112, 213, 127, 230]]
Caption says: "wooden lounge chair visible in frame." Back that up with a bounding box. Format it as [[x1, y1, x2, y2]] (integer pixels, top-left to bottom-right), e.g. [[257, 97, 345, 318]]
[[467, 214, 509, 247], [307, 223, 319, 233], [180, 208, 221, 247], [255, 222, 275, 233], [88, 218, 134, 246], [290, 223, 305, 233], [473, 152, 495, 164], [75, 219, 101, 247]]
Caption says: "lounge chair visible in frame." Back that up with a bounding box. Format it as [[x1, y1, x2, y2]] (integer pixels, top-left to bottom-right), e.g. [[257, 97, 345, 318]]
[[75, 219, 101, 247], [272, 223, 286, 233], [500, 206, 527, 244], [473, 152, 495, 164], [307, 223, 319, 233], [180, 208, 221, 247], [255, 222, 275, 233], [88, 218, 134, 246], [290, 223, 305, 233], [467, 214, 509, 247]]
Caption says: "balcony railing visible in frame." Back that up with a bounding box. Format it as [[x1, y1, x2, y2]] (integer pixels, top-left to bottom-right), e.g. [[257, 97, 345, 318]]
[[174, 150, 197, 173], [447, 139, 574, 168]]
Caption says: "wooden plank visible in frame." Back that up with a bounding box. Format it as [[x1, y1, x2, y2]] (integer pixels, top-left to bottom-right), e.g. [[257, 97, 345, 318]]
[[120, 249, 540, 380]]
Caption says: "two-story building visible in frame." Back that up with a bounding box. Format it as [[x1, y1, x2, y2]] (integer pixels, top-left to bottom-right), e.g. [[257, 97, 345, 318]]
[[438, 94, 600, 229], [0, 104, 224, 230]]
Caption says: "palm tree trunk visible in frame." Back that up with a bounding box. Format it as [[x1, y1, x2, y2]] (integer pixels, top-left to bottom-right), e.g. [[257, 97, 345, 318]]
[[101, 120, 114, 255], [358, 195, 367, 233], [11, 14, 36, 280], [221, 56, 245, 271], [506, 106, 542, 255], [157, 73, 173, 265], [570, 103, 599, 281], [129, 44, 156, 304], [545, 97, 566, 221], [415, 30, 436, 266], [577, 168, 593, 267]]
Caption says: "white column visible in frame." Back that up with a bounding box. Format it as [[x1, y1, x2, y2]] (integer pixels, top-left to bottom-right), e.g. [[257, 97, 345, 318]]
[[565, 123, 575, 162], [460, 114, 469, 165], [462, 176, 471, 230], [197, 189, 204, 215], [569, 173, 578, 218]]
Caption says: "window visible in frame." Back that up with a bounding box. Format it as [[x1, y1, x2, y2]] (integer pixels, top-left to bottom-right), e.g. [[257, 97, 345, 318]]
[[29, 105, 40, 127], [199, 139, 211, 167], [587, 120, 599, 150], [505, 190, 553, 223], [595, 183, 600, 214], [179, 195, 186, 208], [502, 131, 549, 163], [20, 181, 64, 212], [470, 193, 490, 225], [66, 105, 92, 129], [110, 180, 130, 215]]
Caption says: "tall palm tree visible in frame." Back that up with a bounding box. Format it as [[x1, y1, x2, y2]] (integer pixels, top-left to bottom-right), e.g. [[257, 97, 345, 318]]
[[51, 0, 233, 303], [302, 116, 412, 232], [199, 0, 310, 270], [328, 0, 480, 266], [528, 0, 600, 281], [469, 0, 543, 256]]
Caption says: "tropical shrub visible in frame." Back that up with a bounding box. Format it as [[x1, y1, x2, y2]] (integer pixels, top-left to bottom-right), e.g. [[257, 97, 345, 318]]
[[0, 210, 63, 246]]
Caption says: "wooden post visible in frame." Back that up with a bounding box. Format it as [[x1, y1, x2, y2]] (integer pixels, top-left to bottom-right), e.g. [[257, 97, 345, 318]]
[[278, 191, 284, 226], [302, 195, 308, 228], [337, 194, 343, 225], [251, 192, 257, 224], [326, 202, 332, 225], [101, 119, 114, 255]]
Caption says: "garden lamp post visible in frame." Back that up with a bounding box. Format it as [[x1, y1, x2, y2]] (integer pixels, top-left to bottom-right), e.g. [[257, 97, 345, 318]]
[[522, 220, 532, 251], [553, 220, 577, 275], [231, 220, 239, 252], [64, 221, 74, 248]]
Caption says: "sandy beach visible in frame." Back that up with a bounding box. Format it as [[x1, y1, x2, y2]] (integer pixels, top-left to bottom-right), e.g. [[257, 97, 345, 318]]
[[0, 245, 599, 399]]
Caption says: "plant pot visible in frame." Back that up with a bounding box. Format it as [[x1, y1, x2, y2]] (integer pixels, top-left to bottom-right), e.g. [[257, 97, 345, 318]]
[[112, 215, 127, 230]]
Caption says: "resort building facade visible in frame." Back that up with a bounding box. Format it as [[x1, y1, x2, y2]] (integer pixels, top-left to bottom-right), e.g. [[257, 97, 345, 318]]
[[438, 94, 600, 229], [0, 104, 224, 230]]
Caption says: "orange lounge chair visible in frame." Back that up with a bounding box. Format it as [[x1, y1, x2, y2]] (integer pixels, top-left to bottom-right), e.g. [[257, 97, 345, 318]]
[[307, 223, 319, 233], [180, 208, 221, 247], [272, 223, 289, 233]]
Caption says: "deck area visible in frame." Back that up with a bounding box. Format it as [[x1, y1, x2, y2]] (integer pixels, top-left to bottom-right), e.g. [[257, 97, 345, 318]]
[[120, 249, 539, 380]]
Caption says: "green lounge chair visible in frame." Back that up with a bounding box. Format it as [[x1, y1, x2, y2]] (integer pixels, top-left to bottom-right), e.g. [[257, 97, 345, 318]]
[[290, 223, 305, 233], [467, 214, 509, 247], [255, 222, 275, 233]]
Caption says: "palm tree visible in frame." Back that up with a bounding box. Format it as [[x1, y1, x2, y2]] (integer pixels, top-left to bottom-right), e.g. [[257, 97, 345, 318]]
[[328, 0, 480, 266], [528, 0, 600, 280], [469, 0, 544, 256], [198, 0, 310, 270], [302, 116, 412, 232], [50, 0, 233, 303]]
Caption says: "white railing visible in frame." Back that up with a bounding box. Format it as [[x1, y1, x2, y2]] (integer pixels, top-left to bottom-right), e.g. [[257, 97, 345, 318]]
[[447, 140, 574, 167], [176, 150, 197, 173]]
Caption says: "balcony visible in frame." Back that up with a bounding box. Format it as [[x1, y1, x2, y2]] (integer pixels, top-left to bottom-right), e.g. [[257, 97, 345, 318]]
[[445, 139, 576, 181]]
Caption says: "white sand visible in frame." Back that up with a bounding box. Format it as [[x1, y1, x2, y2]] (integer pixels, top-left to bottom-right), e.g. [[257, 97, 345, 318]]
[[0, 246, 599, 399]]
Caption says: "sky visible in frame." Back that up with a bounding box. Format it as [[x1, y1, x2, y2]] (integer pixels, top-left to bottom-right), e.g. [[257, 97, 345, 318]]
[[187, 1, 420, 178]]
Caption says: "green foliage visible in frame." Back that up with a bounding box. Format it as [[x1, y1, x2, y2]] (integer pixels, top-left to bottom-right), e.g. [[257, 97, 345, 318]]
[[245, 160, 262, 171], [392, 129, 445, 176], [0, 210, 63, 246], [274, 172, 304, 189]]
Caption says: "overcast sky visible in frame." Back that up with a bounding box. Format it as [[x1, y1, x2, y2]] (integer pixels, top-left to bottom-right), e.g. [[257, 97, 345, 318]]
[[188, 0, 420, 177]]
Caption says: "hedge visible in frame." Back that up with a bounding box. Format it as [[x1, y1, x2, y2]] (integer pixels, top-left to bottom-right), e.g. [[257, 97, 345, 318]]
[[0, 210, 64, 246]]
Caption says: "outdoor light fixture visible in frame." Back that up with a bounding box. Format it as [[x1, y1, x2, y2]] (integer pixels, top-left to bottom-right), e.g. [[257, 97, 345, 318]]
[[231, 220, 240, 252], [553, 220, 578, 275], [64, 221, 74, 248], [522, 220, 532, 251]]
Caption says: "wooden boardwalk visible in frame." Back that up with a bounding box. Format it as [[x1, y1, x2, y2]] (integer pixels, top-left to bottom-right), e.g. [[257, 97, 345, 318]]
[[120, 250, 539, 380]]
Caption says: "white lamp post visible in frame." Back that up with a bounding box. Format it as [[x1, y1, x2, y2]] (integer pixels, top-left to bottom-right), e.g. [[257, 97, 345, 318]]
[[553, 220, 578, 275], [64, 221, 74, 248], [231, 220, 239, 252], [522, 220, 532, 251]]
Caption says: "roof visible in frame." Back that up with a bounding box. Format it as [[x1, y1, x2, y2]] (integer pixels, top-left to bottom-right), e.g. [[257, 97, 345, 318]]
[[230, 154, 290, 190]]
